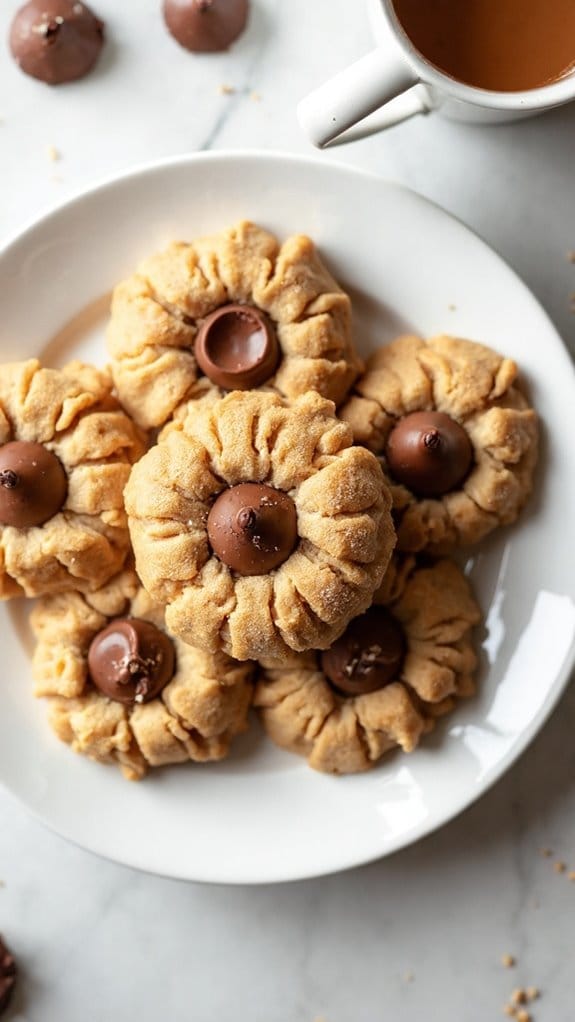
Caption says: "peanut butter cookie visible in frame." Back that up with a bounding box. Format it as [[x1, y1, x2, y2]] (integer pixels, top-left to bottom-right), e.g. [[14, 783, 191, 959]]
[[255, 556, 481, 774], [0, 359, 144, 598], [30, 568, 254, 780], [107, 220, 361, 429], [125, 390, 396, 662], [340, 334, 538, 553]]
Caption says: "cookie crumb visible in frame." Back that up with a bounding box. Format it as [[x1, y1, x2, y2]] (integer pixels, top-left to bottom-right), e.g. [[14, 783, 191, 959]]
[[511, 989, 527, 1006], [503, 1007, 515, 1017], [554, 860, 566, 873], [403, 970, 414, 983], [501, 953, 516, 968], [540, 847, 553, 858], [217, 84, 236, 96], [47, 144, 60, 162], [447, 303, 457, 311], [567, 250, 575, 262], [526, 987, 539, 1001], [516, 1011, 531, 1022]]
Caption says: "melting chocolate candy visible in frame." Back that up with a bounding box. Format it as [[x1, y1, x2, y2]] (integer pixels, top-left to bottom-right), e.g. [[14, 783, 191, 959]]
[[0, 936, 16, 1017], [88, 617, 176, 705], [195, 303, 279, 390], [9, 0, 104, 85], [207, 482, 297, 575], [321, 606, 406, 696], [163, 0, 249, 53], [385, 410, 473, 497], [0, 441, 68, 527]]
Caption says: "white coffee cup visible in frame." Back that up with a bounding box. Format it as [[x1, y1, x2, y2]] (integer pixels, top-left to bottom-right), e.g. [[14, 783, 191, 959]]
[[299, 0, 575, 147]]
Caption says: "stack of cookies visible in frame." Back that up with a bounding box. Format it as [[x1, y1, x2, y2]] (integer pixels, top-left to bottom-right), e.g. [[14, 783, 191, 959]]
[[1, 221, 538, 779]]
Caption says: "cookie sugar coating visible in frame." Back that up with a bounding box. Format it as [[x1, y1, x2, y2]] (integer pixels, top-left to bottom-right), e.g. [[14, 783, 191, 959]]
[[125, 390, 395, 662], [107, 220, 361, 429], [255, 557, 481, 774], [340, 334, 539, 553], [31, 569, 253, 780], [0, 359, 144, 599]]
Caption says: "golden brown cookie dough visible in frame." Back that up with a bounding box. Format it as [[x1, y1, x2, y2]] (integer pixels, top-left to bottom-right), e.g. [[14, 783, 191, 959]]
[[255, 557, 481, 774], [107, 220, 362, 429], [125, 389, 396, 662], [340, 334, 538, 554], [0, 359, 144, 598], [30, 568, 254, 780]]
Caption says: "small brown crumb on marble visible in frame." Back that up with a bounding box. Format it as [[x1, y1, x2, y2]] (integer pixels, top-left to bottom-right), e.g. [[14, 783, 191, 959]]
[[504, 1007, 515, 1018], [526, 987, 540, 1001], [217, 83, 236, 95], [516, 1010, 531, 1022], [567, 871, 575, 881], [567, 250, 575, 263], [540, 847, 553, 858], [554, 860, 566, 873], [403, 970, 415, 983], [47, 144, 60, 162], [447, 302, 457, 311], [501, 953, 516, 968], [511, 989, 527, 1006]]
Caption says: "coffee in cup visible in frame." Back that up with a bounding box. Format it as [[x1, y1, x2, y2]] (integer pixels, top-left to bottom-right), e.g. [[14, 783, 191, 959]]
[[391, 0, 575, 92]]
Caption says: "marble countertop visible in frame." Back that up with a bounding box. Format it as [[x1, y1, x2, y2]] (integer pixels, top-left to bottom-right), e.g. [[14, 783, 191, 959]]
[[0, 1, 574, 1019]]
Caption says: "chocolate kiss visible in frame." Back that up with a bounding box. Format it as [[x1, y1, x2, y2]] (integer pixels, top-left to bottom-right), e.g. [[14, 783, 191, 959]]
[[321, 606, 406, 696], [163, 0, 249, 53], [88, 617, 176, 705], [0, 440, 68, 527], [207, 482, 297, 575], [194, 303, 279, 390], [385, 410, 473, 497]]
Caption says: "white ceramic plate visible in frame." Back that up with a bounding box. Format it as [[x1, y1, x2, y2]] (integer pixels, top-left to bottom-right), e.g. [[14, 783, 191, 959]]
[[0, 153, 574, 885]]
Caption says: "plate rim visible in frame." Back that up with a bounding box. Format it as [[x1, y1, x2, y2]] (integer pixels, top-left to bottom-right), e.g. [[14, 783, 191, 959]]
[[0, 148, 574, 885]]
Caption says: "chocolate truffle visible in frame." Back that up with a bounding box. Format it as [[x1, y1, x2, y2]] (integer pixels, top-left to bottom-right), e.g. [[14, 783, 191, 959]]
[[385, 410, 473, 497], [9, 0, 104, 85], [321, 606, 406, 696], [88, 617, 175, 705], [163, 0, 248, 53], [195, 303, 279, 390], [207, 482, 297, 575], [0, 936, 16, 1017], [0, 440, 68, 528]]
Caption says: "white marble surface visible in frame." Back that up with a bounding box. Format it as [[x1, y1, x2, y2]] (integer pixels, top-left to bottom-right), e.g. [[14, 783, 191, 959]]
[[0, 1, 574, 1019]]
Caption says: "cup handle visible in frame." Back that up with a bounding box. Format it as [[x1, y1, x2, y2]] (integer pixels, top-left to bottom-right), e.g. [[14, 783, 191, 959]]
[[298, 45, 422, 148]]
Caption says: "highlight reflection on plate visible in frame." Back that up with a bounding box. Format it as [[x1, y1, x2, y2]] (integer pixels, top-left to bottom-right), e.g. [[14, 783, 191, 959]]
[[0, 152, 574, 884]]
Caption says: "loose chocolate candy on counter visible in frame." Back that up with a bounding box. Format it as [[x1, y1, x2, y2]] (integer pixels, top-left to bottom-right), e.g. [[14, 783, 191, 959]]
[[321, 606, 406, 696], [195, 303, 279, 390], [9, 0, 105, 85], [385, 410, 473, 498], [207, 482, 297, 575], [163, 0, 248, 53], [0, 441, 68, 527], [0, 936, 16, 1016], [88, 618, 176, 705]]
